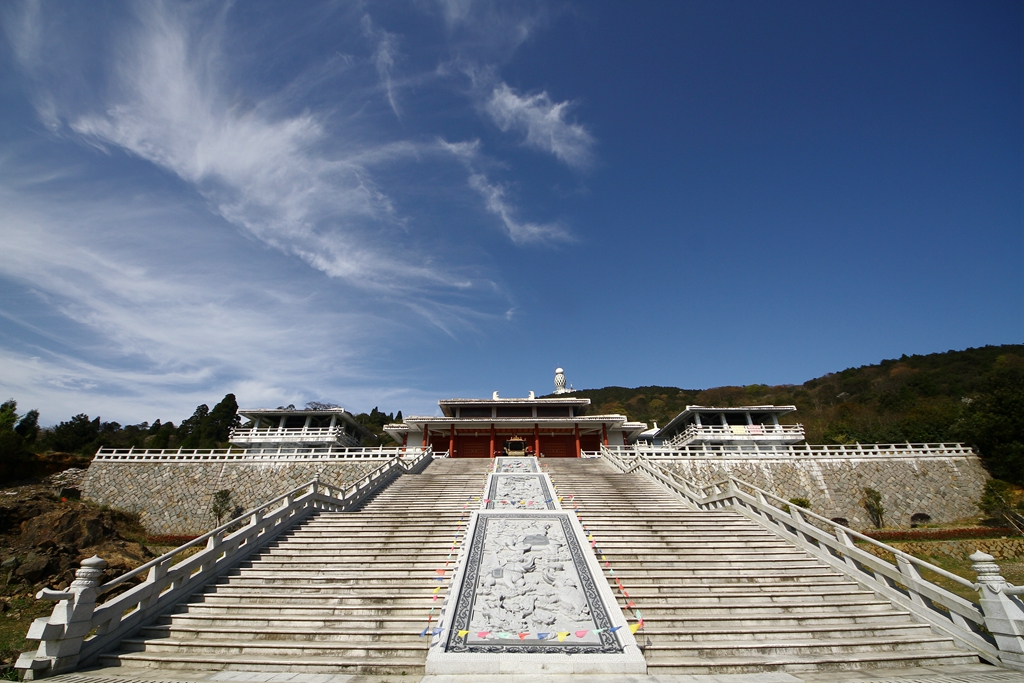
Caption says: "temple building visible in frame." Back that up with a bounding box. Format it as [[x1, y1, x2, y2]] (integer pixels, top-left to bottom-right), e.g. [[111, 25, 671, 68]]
[[384, 393, 647, 457], [230, 407, 376, 450]]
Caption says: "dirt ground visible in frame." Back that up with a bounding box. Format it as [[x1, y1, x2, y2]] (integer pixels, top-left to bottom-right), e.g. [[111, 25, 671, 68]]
[[0, 469, 167, 676]]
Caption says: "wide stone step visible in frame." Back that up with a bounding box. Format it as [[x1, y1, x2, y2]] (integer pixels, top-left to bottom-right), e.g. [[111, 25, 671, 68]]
[[642, 622, 933, 641], [613, 588, 875, 603], [118, 636, 428, 659], [628, 599, 904, 616], [186, 602, 438, 614], [185, 600, 437, 612], [98, 651, 426, 675], [643, 649, 978, 674], [647, 635, 963, 657], [636, 610, 918, 628], [211, 577, 444, 589], [605, 581, 862, 595], [199, 584, 444, 596], [235, 561, 454, 570], [141, 624, 426, 643], [165, 613, 429, 628], [600, 568, 837, 580]]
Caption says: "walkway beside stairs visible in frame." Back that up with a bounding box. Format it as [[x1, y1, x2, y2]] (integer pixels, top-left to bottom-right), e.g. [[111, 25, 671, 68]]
[[77, 456, 1019, 680]]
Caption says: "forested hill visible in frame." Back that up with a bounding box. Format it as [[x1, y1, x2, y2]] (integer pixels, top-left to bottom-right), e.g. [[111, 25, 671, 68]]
[[555, 344, 1023, 481]]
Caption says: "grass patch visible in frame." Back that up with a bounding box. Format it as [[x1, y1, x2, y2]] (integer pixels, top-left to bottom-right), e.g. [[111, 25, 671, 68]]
[[0, 594, 53, 675]]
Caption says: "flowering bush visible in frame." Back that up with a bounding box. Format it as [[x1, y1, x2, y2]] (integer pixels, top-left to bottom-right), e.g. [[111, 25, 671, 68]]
[[864, 527, 1017, 542]]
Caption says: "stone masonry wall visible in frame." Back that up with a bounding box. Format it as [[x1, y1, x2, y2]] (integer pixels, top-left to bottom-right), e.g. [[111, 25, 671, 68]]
[[80, 460, 384, 535], [657, 455, 989, 530]]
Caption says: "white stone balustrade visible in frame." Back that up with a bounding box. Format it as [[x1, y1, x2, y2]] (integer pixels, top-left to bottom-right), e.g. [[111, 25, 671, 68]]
[[600, 445, 1021, 670], [663, 423, 805, 447], [229, 426, 351, 444], [15, 450, 434, 679], [971, 550, 1024, 670], [612, 441, 976, 459], [92, 445, 429, 462]]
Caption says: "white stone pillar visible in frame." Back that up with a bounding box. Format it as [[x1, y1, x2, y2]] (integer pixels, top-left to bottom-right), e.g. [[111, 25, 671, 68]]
[[972, 550, 1024, 671], [16, 556, 108, 678]]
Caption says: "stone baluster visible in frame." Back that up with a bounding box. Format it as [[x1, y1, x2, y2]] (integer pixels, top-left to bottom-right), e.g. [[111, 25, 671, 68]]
[[972, 550, 1024, 671], [16, 556, 107, 679]]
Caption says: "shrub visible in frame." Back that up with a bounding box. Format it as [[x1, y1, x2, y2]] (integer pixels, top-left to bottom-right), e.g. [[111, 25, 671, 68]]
[[977, 479, 1024, 535], [910, 512, 932, 527], [789, 497, 811, 510], [862, 487, 885, 528]]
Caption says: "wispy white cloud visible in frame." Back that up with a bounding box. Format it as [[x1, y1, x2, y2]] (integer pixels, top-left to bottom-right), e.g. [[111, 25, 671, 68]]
[[486, 83, 595, 169], [5, 3, 471, 302], [362, 15, 402, 119], [0, 181, 444, 423], [438, 137, 571, 244], [466, 173, 570, 244]]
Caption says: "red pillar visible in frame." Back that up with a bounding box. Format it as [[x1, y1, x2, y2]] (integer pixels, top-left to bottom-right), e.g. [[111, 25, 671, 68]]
[[489, 424, 496, 458], [534, 423, 540, 457], [422, 424, 429, 448], [449, 426, 455, 457], [574, 424, 581, 458], [602, 423, 609, 447]]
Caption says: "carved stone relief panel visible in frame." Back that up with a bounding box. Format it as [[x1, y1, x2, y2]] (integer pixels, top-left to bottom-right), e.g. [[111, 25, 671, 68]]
[[445, 513, 622, 654], [485, 474, 557, 510]]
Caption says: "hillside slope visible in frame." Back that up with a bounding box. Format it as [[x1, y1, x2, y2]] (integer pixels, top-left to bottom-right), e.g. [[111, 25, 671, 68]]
[[556, 344, 1024, 481]]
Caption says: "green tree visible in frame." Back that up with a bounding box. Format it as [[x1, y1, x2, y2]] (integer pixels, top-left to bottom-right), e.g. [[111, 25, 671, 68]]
[[211, 489, 234, 525], [179, 395, 240, 449], [955, 365, 1024, 485], [0, 399, 41, 480], [50, 413, 101, 454]]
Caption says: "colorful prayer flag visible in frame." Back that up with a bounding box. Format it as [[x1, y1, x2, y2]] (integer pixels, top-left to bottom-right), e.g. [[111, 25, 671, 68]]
[[557, 632, 570, 642], [457, 629, 469, 637], [575, 630, 588, 638]]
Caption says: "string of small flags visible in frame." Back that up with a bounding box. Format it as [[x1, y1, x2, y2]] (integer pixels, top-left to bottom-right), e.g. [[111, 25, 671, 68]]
[[419, 468, 490, 638], [550, 481, 644, 635]]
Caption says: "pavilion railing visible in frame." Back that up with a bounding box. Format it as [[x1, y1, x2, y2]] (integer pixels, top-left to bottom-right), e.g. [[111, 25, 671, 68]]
[[663, 423, 805, 447], [600, 446, 1024, 671], [16, 450, 435, 678], [92, 445, 430, 462]]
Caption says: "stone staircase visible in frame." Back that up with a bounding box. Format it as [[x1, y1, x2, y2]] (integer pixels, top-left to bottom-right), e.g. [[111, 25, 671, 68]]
[[542, 458, 980, 675], [99, 458, 491, 675]]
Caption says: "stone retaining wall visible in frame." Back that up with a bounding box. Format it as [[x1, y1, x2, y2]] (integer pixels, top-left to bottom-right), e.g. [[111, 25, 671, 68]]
[[80, 460, 385, 535], [862, 537, 1024, 562], [655, 455, 989, 529]]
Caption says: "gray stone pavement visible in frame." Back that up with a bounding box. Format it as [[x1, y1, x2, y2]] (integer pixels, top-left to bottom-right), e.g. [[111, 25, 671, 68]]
[[50, 662, 1024, 683]]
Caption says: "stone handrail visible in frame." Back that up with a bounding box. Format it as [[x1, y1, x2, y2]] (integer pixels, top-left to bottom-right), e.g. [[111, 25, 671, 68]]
[[16, 449, 434, 678], [92, 445, 428, 462], [600, 446, 1024, 671], [611, 441, 976, 459]]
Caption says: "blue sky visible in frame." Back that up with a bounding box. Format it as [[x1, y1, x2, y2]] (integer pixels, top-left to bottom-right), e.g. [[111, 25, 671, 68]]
[[0, 0, 1020, 425]]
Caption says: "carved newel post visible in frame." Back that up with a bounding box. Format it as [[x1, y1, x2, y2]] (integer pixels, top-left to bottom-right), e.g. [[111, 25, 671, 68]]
[[16, 555, 107, 679], [972, 550, 1024, 671]]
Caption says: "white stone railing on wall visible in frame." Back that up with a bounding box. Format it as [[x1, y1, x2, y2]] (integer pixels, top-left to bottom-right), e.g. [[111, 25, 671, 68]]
[[600, 446, 1024, 672], [229, 426, 354, 443], [17, 450, 435, 678], [614, 441, 975, 459], [92, 446, 429, 462], [663, 423, 805, 447]]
